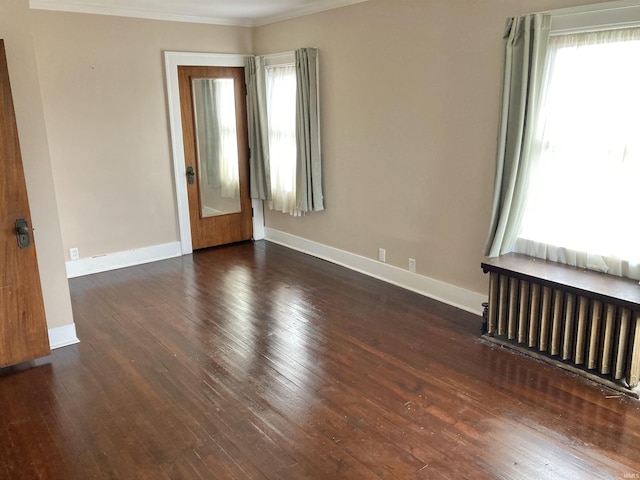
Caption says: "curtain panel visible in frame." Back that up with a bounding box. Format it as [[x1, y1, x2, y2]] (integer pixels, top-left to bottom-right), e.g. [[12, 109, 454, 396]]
[[245, 56, 271, 201], [484, 13, 551, 257], [295, 48, 324, 212]]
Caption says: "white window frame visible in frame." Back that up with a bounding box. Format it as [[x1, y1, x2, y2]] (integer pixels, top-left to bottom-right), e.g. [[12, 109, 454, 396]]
[[513, 1, 640, 278], [263, 51, 297, 214], [263, 51, 295, 68], [550, 0, 640, 34]]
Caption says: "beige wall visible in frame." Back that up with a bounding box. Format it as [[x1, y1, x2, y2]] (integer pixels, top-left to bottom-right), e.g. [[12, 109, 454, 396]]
[[30, 11, 252, 260], [0, 0, 74, 329], [5, 0, 615, 331], [254, 0, 609, 296]]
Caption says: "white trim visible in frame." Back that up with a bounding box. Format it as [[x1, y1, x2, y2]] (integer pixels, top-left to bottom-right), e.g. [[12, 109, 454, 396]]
[[65, 242, 182, 278], [164, 51, 265, 255], [551, 0, 640, 16], [549, 0, 640, 34], [48, 323, 80, 349], [263, 51, 295, 67], [264, 228, 487, 316], [252, 199, 265, 240], [29, 0, 369, 27]]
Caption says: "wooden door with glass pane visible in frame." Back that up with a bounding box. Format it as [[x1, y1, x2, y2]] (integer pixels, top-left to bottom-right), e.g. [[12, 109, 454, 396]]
[[178, 65, 252, 250], [0, 39, 50, 367]]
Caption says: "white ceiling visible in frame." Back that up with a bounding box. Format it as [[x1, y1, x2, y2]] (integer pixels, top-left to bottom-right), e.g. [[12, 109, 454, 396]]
[[29, 0, 368, 27]]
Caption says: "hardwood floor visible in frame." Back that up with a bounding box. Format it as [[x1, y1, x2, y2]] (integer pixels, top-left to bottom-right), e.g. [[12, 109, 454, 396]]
[[1, 241, 639, 479]]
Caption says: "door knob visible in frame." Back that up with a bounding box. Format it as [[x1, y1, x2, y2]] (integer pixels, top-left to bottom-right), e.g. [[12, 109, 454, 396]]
[[186, 166, 195, 185], [15, 219, 30, 249]]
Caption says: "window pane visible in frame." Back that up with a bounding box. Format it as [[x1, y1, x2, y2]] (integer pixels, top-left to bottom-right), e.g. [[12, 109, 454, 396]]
[[265, 65, 297, 214], [519, 28, 640, 263]]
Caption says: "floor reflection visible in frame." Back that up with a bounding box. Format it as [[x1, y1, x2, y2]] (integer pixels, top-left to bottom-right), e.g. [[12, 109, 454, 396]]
[[478, 341, 639, 464]]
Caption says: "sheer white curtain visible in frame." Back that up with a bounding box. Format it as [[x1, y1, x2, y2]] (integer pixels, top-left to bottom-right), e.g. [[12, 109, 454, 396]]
[[265, 65, 299, 215], [515, 28, 640, 280]]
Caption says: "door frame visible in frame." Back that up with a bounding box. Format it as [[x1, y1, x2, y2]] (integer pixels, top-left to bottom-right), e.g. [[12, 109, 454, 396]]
[[164, 51, 264, 255]]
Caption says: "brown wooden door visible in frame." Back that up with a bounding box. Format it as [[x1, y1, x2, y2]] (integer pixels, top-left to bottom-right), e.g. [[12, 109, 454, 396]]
[[0, 40, 50, 368], [178, 65, 253, 250]]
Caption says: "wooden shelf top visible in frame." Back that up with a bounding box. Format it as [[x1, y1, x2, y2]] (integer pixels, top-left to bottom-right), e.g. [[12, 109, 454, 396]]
[[481, 253, 640, 309]]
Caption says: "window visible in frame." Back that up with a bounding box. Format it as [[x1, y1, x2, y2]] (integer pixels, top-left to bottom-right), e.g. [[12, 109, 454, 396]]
[[480, 2, 640, 281], [265, 62, 298, 214], [245, 49, 323, 216], [514, 26, 640, 279]]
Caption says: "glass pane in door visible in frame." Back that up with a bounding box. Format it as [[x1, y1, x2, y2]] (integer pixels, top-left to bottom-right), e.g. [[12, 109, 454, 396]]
[[192, 77, 241, 217]]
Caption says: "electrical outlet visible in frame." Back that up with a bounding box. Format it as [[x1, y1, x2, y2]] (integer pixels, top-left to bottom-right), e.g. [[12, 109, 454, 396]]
[[378, 248, 386, 263], [69, 247, 79, 261], [409, 258, 416, 273]]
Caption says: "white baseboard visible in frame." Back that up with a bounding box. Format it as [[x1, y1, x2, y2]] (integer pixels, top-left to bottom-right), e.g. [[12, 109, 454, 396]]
[[264, 228, 487, 316], [48, 323, 80, 349], [65, 242, 182, 278], [252, 199, 265, 241]]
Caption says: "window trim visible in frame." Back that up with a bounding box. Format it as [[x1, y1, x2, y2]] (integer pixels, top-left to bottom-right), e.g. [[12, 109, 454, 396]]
[[262, 51, 295, 68], [549, 0, 640, 35], [511, 6, 640, 280]]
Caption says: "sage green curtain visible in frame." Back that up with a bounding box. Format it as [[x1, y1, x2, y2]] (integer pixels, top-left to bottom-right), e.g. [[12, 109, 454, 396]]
[[484, 14, 551, 257], [245, 56, 271, 201], [295, 48, 324, 212]]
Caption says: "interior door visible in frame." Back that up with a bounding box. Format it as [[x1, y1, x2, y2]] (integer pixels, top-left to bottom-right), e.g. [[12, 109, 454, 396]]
[[178, 65, 253, 250], [0, 39, 50, 368]]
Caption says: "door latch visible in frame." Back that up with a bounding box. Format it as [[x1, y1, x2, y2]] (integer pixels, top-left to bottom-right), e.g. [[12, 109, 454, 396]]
[[186, 166, 195, 185], [15, 219, 30, 249]]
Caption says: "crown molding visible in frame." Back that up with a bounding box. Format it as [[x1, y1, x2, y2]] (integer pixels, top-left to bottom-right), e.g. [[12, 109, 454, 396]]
[[253, 0, 369, 26], [28, 1, 254, 26], [29, 0, 369, 27]]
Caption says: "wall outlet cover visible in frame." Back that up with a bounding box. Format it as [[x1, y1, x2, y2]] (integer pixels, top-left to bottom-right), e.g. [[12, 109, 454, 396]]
[[409, 258, 416, 273]]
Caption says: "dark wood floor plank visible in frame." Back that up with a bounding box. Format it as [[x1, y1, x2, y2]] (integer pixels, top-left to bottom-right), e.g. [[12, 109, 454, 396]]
[[142, 303, 396, 479], [87, 300, 338, 476], [146, 292, 444, 476], [80, 311, 279, 479], [125, 306, 382, 478], [1, 241, 639, 479]]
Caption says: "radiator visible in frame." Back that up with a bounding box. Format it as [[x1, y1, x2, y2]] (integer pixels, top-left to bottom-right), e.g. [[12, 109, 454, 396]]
[[482, 255, 640, 395]]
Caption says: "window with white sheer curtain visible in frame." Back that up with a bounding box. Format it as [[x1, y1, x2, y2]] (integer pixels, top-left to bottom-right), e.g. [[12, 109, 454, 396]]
[[265, 64, 299, 215], [245, 49, 323, 215], [513, 26, 640, 280]]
